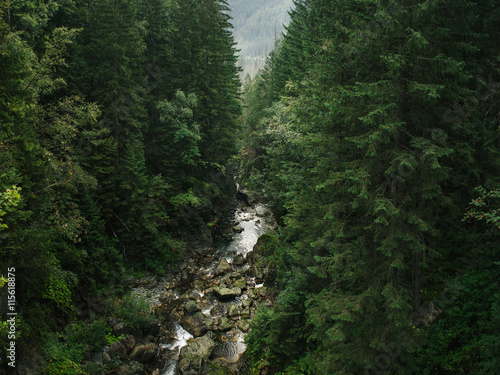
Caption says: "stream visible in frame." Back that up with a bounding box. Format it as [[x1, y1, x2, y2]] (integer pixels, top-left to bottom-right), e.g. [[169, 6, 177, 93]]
[[133, 200, 276, 375]]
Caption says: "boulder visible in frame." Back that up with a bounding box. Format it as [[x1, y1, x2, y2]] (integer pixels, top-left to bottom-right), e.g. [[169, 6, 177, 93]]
[[234, 279, 246, 289], [120, 335, 136, 353], [136, 275, 158, 289], [232, 225, 244, 233], [179, 332, 217, 374], [205, 363, 233, 375], [102, 352, 111, 363], [213, 286, 242, 300], [92, 352, 102, 364], [233, 253, 246, 266], [145, 321, 161, 336], [227, 304, 239, 319], [108, 341, 127, 360], [181, 290, 202, 301], [217, 317, 233, 332], [229, 270, 243, 279], [242, 298, 253, 309], [236, 191, 251, 206], [184, 300, 201, 313], [210, 304, 226, 316], [256, 287, 268, 298], [240, 307, 250, 319], [214, 258, 232, 276], [180, 331, 217, 359], [416, 301, 443, 327], [112, 322, 126, 336], [181, 312, 212, 337], [129, 342, 157, 363], [237, 319, 251, 332], [116, 361, 144, 375]]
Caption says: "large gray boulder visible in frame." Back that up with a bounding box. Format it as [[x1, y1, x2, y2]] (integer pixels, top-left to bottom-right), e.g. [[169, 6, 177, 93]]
[[179, 332, 217, 375], [213, 286, 242, 300], [184, 300, 201, 313], [129, 342, 157, 363], [217, 317, 233, 332], [237, 319, 251, 332], [214, 258, 232, 276], [227, 304, 239, 319], [120, 335, 136, 353], [232, 225, 244, 233], [108, 341, 127, 360], [233, 253, 247, 266], [181, 312, 213, 337]]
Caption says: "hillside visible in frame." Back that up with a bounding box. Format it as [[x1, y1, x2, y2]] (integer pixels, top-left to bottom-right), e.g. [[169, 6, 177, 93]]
[[228, 0, 294, 79]]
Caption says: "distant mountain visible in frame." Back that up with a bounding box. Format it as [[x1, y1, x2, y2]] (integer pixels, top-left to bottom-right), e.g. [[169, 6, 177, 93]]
[[228, 0, 294, 79]]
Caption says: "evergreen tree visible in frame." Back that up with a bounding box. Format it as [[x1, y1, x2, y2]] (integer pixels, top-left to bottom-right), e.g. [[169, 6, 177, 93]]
[[71, 0, 150, 256], [244, 0, 500, 373]]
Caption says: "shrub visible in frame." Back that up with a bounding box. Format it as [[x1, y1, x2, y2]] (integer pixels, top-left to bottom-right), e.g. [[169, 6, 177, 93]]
[[115, 293, 154, 330]]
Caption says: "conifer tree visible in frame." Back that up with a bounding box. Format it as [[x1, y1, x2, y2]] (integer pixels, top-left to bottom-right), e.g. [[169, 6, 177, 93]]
[[245, 0, 500, 373], [72, 0, 150, 255]]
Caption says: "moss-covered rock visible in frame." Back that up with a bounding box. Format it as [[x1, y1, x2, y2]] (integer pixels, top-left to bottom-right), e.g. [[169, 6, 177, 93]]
[[205, 363, 233, 375]]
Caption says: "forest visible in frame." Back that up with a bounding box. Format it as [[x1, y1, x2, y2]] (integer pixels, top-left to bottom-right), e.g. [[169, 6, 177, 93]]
[[0, 0, 241, 372], [241, 0, 500, 374], [1, 0, 500, 374]]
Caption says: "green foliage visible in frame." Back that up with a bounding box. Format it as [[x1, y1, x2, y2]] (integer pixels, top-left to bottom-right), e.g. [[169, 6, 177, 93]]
[[0, 186, 21, 231], [242, 0, 500, 373], [42, 331, 84, 374], [464, 187, 500, 230], [42, 266, 78, 310], [41, 319, 109, 374], [115, 293, 153, 330], [417, 270, 500, 374], [156, 90, 201, 168], [1, 0, 240, 365], [170, 190, 203, 209], [105, 333, 124, 345]]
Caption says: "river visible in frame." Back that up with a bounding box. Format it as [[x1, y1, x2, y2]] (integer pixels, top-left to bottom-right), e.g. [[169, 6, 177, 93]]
[[133, 200, 276, 374]]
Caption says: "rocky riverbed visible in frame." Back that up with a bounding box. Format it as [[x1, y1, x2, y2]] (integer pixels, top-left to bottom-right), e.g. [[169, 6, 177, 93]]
[[101, 198, 278, 375]]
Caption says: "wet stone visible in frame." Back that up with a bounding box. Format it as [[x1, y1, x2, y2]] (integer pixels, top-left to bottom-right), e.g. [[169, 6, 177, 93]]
[[129, 342, 157, 363], [120, 335, 136, 353], [233, 225, 244, 233], [237, 319, 251, 332], [218, 317, 233, 332], [242, 298, 252, 309], [210, 304, 226, 316], [215, 258, 232, 276], [184, 300, 201, 313], [234, 279, 246, 289], [240, 307, 250, 319], [213, 286, 242, 300], [181, 312, 212, 337], [233, 253, 246, 266], [227, 304, 239, 319]]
